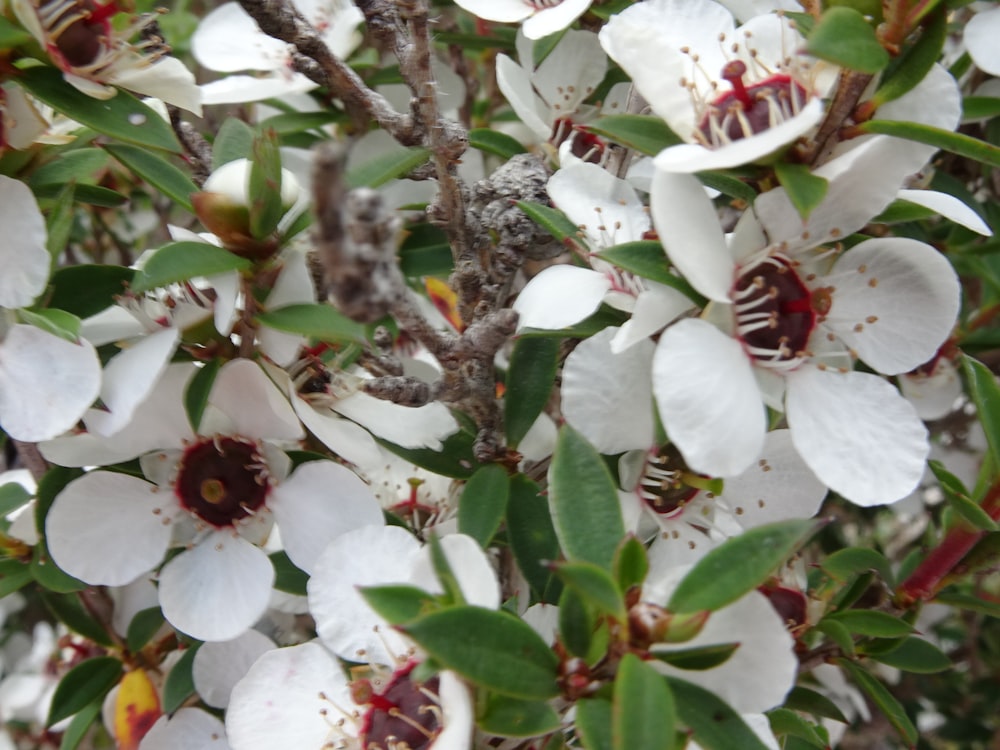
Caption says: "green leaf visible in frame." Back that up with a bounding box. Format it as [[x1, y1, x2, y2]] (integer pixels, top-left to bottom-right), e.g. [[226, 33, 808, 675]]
[[821, 547, 894, 586], [184, 358, 221, 433], [837, 658, 917, 745], [469, 128, 528, 159], [131, 241, 251, 294], [806, 7, 890, 73], [826, 610, 915, 638], [402, 606, 559, 699], [515, 201, 582, 245], [360, 584, 439, 625], [126, 607, 165, 653], [257, 110, 343, 135], [767, 708, 827, 748], [270, 550, 309, 596], [963, 96, 1000, 122], [816, 618, 855, 657], [213, 118, 255, 169], [29, 148, 108, 187], [18, 308, 81, 343], [872, 198, 939, 224], [505, 337, 559, 447], [666, 676, 774, 750], [559, 585, 596, 658], [32, 541, 86, 593], [614, 535, 649, 594], [668, 519, 818, 613], [162, 644, 201, 714], [426, 532, 465, 605], [377, 421, 478, 480], [0, 481, 32, 517], [695, 170, 758, 204], [255, 303, 368, 344], [44, 181, 75, 262], [586, 115, 683, 157], [346, 146, 431, 189], [47, 265, 134, 318], [34, 467, 83, 541], [576, 698, 614, 750], [17, 66, 180, 152], [40, 591, 113, 647], [554, 561, 627, 622], [249, 128, 285, 239], [47, 656, 122, 727], [477, 694, 562, 738], [58, 698, 102, 750], [961, 354, 1000, 469], [34, 182, 128, 207], [652, 642, 740, 671], [613, 653, 675, 750], [867, 636, 950, 673], [103, 143, 199, 213], [507, 475, 562, 602], [935, 588, 1000, 618], [859, 120, 1000, 168], [783, 686, 849, 724], [518, 305, 629, 340], [458, 464, 510, 548], [931, 458, 998, 531], [0, 558, 34, 598], [400, 224, 453, 279], [598, 241, 704, 303], [773, 163, 829, 222], [0, 15, 32, 46], [872, 7, 946, 106], [548, 425, 626, 571]]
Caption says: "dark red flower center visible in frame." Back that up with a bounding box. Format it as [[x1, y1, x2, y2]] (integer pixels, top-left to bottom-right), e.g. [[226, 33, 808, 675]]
[[356, 664, 441, 750], [41, 0, 118, 68], [639, 443, 700, 516], [174, 437, 270, 528]]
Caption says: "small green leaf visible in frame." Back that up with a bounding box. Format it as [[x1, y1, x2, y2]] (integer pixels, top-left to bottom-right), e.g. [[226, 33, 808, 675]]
[[270, 550, 309, 596], [576, 698, 614, 750], [872, 199, 939, 224], [31, 541, 86, 593], [549, 425, 626, 571], [163, 644, 201, 714], [131, 241, 251, 294], [29, 149, 108, 187], [47, 265, 134, 318], [837, 658, 917, 745], [773, 163, 829, 222], [377, 422, 478, 480], [767, 708, 827, 748], [249, 128, 285, 239], [806, 7, 890, 73], [667, 677, 774, 750], [399, 224, 453, 279], [826, 610, 915, 638], [213, 118, 255, 169], [816, 618, 855, 657], [515, 201, 582, 245], [257, 110, 344, 135], [401, 606, 560, 699], [346, 146, 431, 189], [668, 519, 818, 613], [821, 547, 894, 586], [40, 591, 113, 646], [126, 607, 165, 653], [0, 558, 34, 598], [58, 698, 102, 750], [963, 96, 1000, 122], [17, 67, 180, 152], [695, 170, 758, 204], [0, 15, 32, 46], [961, 354, 1000, 469], [614, 535, 649, 594], [598, 241, 704, 303], [18, 308, 81, 343], [652, 642, 740, 671], [469, 128, 528, 159], [44, 181, 75, 263], [783, 686, 849, 724], [554, 561, 627, 622], [859, 120, 1000, 168], [867, 636, 951, 673], [47, 656, 122, 727], [184, 358, 221, 433], [427, 532, 465, 605], [477, 694, 562, 738], [935, 588, 1000, 618], [103, 143, 199, 213], [613, 653, 675, 750], [873, 7, 946, 106], [507, 475, 562, 602], [505, 337, 559, 447], [255, 303, 368, 344], [361, 584, 439, 625], [458, 464, 510, 548], [586, 115, 683, 157], [932, 458, 999, 531], [559, 585, 596, 659], [35, 183, 127, 207], [0, 481, 32, 516]]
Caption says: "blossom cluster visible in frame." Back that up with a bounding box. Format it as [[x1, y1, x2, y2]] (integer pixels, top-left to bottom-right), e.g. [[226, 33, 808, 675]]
[[1, 0, 999, 749]]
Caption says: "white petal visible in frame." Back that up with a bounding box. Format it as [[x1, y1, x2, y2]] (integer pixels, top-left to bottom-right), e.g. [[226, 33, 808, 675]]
[[45, 472, 171, 586], [967, 7, 1000, 76], [293, 397, 383, 470], [158, 533, 274, 641], [109, 57, 202, 116], [226, 642, 353, 750], [199, 74, 317, 105], [718, 429, 827, 527], [210, 359, 304, 441], [140, 708, 230, 750], [192, 630, 276, 709], [786, 368, 928, 506], [192, 3, 288, 72], [650, 170, 733, 302], [335, 390, 458, 450], [896, 189, 992, 236], [495, 53, 550, 139], [532, 30, 606, 115], [0, 326, 101, 442], [824, 238, 960, 375], [434, 671, 475, 750], [409, 534, 500, 609], [0, 176, 48, 308], [269, 461, 383, 574], [562, 327, 655, 453], [898, 360, 962, 421], [86, 328, 179, 437], [610, 283, 693, 352], [451, 0, 531, 23], [211, 271, 240, 335], [548, 163, 649, 248], [513, 265, 611, 330], [522, 0, 593, 39], [308, 525, 419, 664], [653, 319, 765, 476]]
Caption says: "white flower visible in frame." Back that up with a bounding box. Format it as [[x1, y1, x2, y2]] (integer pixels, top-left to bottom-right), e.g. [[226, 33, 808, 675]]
[[966, 5, 1000, 76], [44, 359, 383, 641], [600, 0, 835, 172], [454, 0, 593, 40], [141, 707, 231, 750]]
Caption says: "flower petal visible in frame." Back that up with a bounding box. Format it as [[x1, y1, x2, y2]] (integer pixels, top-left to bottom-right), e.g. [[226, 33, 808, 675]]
[[786, 368, 928, 506], [896, 189, 992, 236], [293, 397, 383, 470], [522, 0, 594, 39], [335, 390, 458, 450], [209, 359, 303, 441], [967, 7, 1000, 76], [140, 708, 230, 750], [0, 176, 49, 309], [610, 283, 693, 352], [513, 265, 612, 330], [192, 630, 276, 709], [548, 163, 649, 248], [409, 534, 500, 609]]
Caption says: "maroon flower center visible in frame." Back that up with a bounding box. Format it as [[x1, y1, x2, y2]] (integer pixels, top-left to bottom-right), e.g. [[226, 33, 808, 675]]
[[356, 664, 441, 750], [758, 583, 808, 632], [639, 443, 700, 516], [698, 61, 810, 146], [174, 437, 270, 528], [40, 0, 118, 68], [731, 254, 819, 370]]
